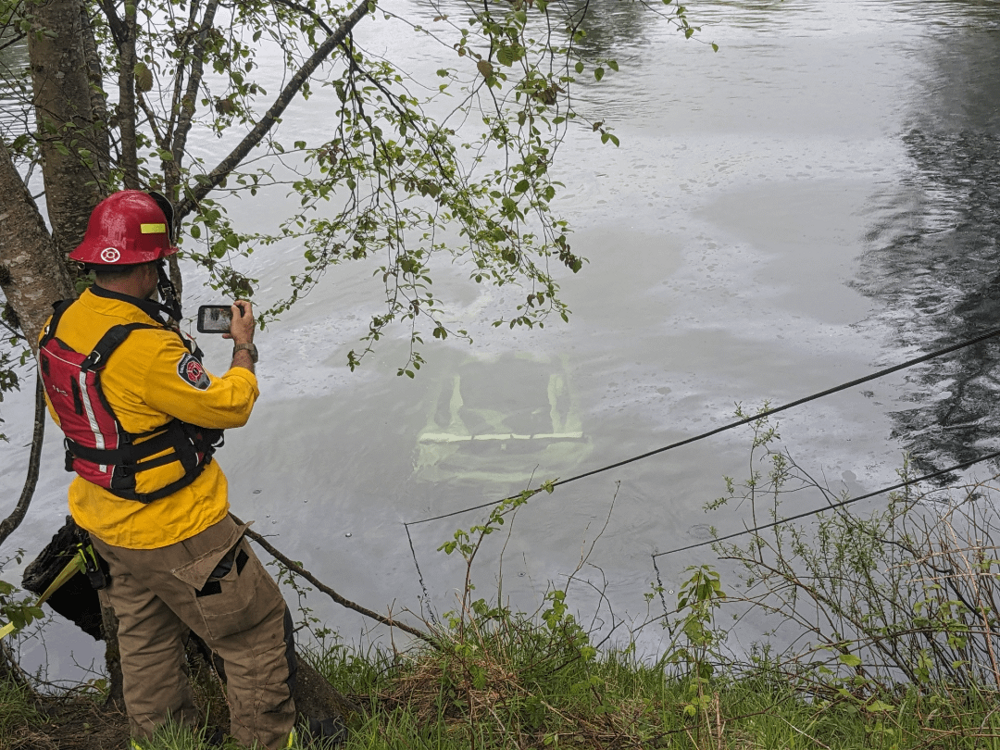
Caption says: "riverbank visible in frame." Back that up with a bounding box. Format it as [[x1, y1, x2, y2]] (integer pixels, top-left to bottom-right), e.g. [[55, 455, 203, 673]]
[[5, 625, 1000, 750], [6, 445, 1000, 749]]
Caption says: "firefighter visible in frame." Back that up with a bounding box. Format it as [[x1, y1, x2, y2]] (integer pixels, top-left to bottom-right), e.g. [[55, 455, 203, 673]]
[[37, 191, 297, 749]]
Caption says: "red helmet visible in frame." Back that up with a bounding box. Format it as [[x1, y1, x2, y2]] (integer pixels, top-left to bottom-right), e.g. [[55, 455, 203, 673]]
[[70, 191, 178, 265]]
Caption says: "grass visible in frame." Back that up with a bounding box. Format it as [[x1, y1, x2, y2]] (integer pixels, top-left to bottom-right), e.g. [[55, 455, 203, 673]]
[[9, 650, 1000, 750], [9, 625, 1000, 749], [0, 676, 43, 738], [0, 666, 127, 750]]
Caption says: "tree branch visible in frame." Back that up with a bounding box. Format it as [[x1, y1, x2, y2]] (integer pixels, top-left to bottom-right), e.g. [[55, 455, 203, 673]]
[[232, 514, 437, 646], [0, 31, 26, 54], [168, 0, 219, 191], [0, 375, 46, 548], [96, 0, 125, 47], [175, 0, 372, 221], [271, 0, 335, 35]]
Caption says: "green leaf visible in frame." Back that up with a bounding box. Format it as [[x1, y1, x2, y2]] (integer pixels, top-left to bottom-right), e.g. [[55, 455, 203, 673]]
[[134, 62, 153, 93], [839, 653, 862, 667], [594, 67, 604, 82]]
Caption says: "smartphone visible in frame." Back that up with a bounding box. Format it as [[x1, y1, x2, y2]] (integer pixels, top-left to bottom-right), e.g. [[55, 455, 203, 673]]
[[197, 305, 233, 334]]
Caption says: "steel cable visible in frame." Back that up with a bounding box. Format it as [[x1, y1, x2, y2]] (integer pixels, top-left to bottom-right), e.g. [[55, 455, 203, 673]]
[[404, 325, 1000, 528], [651, 447, 1000, 558]]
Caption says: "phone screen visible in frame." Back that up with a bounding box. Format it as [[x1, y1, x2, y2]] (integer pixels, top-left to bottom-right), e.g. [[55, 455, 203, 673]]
[[197, 305, 233, 333]]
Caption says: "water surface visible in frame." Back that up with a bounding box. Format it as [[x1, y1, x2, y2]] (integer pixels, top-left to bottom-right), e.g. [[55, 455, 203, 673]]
[[2, 0, 999, 674]]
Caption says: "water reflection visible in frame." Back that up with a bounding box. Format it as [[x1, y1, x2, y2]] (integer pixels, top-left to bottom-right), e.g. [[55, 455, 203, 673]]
[[411, 0, 659, 56], [856, 24, 1000, 477], [692, 0, 811, 32], [557, 0, 658, 56], [888, 0, 1000, 29], [0, 31, 29, 135]]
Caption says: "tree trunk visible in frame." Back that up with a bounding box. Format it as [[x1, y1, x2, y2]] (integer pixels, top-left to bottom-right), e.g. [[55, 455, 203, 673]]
[[79, 2, 112, 186], [99, 601, 126, 711], [117, 2, 139, 189], [293, 657, 363, 722], [0, 142, 76, 347], [25, 0, 105, 259], [192, 635, 362, 733]]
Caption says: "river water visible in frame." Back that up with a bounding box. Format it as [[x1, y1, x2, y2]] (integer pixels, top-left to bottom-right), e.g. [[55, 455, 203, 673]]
[[2, 0, 1000, 678]]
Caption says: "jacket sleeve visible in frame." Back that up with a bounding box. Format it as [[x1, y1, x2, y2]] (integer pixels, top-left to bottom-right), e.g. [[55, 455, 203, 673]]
[[139, 332, 260, 429]]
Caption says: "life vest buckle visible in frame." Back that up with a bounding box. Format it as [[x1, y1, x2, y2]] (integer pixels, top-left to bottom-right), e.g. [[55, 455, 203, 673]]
[[63, 438, 75, 473]]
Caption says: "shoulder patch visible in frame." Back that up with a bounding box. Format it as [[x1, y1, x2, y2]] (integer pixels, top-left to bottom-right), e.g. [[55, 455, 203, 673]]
[[177, 352, 211, 390]]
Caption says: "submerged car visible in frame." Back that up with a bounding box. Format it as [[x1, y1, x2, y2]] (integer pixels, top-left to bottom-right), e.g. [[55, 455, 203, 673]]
[[413, 353, 592, 486]]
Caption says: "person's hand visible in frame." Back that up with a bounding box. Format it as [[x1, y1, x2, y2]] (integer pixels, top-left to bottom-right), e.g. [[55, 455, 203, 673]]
[[223, 300, 255, 344]]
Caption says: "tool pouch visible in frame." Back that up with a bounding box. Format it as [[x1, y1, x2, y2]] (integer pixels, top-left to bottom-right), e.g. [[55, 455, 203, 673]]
[[21, 516, 105, 640]]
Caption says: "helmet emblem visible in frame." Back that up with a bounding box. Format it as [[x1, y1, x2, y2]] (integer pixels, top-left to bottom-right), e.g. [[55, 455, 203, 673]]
[[100, 247, 121, 263]]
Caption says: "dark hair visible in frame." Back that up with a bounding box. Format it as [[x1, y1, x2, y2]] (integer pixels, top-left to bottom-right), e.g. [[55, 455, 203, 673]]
[[89, 261, 156, 283]]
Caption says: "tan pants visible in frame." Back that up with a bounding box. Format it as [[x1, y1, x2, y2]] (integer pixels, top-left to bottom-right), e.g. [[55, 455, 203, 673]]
[[91, 516, 297, 749]]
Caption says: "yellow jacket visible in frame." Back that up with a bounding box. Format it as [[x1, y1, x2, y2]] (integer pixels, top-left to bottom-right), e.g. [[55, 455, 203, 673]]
[[40, 288, 259, 549]]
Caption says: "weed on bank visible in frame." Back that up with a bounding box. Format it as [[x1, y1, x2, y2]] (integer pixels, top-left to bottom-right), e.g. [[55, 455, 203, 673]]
[[9, 639, 1000, 749]]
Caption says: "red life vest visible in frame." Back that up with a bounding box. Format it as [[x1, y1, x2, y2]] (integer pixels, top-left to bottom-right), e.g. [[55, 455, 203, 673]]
[[38, 300, 223, 504]]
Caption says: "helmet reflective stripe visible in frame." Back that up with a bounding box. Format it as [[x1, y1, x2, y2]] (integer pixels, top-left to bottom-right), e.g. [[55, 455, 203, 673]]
[[140, 223, 166, 234]]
